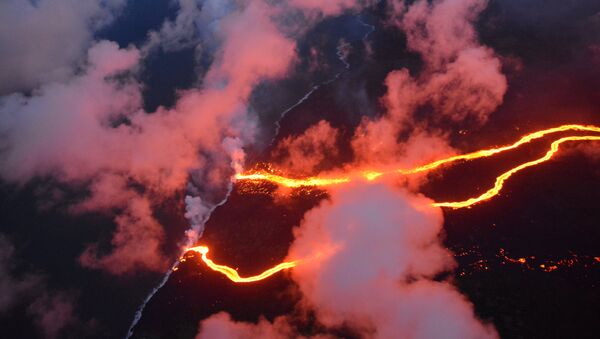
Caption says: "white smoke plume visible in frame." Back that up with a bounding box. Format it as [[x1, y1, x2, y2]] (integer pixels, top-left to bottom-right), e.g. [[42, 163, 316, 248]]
[[0, 0, 297, 275], [0, 0, 384, 277], [0, 0, 127, 94], [352, 0, 507, 168], [196, 183, 498, 338]]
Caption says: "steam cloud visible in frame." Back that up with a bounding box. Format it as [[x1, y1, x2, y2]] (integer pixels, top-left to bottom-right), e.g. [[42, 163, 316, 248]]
[[271, 120, 340, 176], [353, 0, 507, 168], [0, 0, 389, 276], [0, 0, 127, 94], [196, 183, 497, 338], [0, 0, 299, 274]]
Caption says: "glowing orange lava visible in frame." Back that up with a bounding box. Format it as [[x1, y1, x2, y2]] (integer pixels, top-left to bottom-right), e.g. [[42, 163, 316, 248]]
[[235, 172, 351, 188], [184, 245, 297, 283], [398, 124, 600, 175], [235, 124, 600, 208], [185, 125, 600, 283], [434, 135, 600, 208]]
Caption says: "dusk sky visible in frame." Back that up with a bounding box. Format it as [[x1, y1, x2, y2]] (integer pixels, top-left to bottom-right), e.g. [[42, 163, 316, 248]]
[[0, 1, 599, 338]]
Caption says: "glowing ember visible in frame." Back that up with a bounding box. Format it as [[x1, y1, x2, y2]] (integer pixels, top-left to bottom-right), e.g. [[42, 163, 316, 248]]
[[183, 246, 297, 283], [498, 248, 534, 266], [455, 247, 600, 276]]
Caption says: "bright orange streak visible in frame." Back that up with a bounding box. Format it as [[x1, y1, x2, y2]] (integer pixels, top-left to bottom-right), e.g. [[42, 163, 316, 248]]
[[399, 124, 600, 174], [235, 124, 600, 187], [235, 124, 600, 209], [184, 245, 297, 283], [235, 172, 351, 188], [434, 135, 600, 208]]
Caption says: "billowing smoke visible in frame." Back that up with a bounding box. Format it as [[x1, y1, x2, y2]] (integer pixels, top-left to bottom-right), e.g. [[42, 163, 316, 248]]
[[0, 0, 127, 94], [79, 195, 168, 274], [198, 312, 294, 339], [286, 183, 496, 338], [0, 0, 596, 337], [196, 183, 497, 338], [271, 120, 340, 176], [0, 0, 390, 278], [263, 0, 507, 181], [352, 0, 507, 168], [0, 0, 298, 275]]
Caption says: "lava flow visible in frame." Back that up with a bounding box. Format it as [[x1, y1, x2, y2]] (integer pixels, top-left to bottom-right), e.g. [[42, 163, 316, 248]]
[[398, 124, 600, 175], [236, 124, 600, 208], [183, 246, 297, 283], [184, 125, 600, 283], [235, 172, 351, 188], [433, 135, 600, 208]]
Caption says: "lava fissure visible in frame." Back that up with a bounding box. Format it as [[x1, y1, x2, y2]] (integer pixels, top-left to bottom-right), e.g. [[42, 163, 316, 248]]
[[236, 124, 600, 208], [433, 135, 600, 208], [185, 246, 297, 283]]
